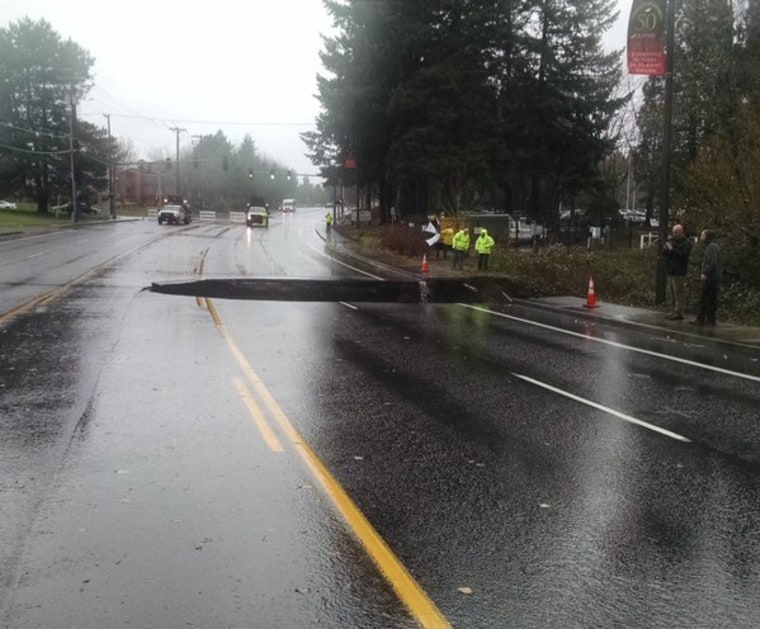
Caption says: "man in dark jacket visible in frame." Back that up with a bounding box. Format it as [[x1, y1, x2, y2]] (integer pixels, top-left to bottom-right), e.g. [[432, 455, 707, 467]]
[[662, 223, 693, 320], [691, 229, 722, 326]]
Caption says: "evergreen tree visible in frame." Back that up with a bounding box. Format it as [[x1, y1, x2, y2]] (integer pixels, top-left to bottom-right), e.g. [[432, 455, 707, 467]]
[[634, 0, 737, 215], [307, 0, 624, 221], [0, 17, 94, 212]]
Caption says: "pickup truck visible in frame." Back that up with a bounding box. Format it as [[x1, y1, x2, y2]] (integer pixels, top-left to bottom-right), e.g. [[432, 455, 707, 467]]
[[158, 204, 192, 225], [246, 205, 269, 228]]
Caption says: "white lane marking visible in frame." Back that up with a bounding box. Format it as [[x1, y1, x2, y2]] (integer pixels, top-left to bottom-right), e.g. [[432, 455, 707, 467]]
[[306, 241, 385, 280], [0, 249, 51, 267], [339, 301, 359, 310], [462, 304, 760, 384], [307, 233, 756, 381], [298, 234, 693, 443], [511, 372, 692, 443]]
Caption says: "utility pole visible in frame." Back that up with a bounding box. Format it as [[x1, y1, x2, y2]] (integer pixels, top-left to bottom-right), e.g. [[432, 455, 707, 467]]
[[656, 0, 676, 304], [104, 113, 115, 219], [192, 134, 203, 211], [69, 87, 79, 224], [169, 126, 186, 196]]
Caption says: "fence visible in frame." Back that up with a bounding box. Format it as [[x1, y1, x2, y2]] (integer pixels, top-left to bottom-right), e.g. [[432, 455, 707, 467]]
[[145, 208, 216, 222], [551, 224, 663, 250]]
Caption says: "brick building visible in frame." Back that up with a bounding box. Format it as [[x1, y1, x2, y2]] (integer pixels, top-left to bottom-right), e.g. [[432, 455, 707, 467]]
[[115, 165, 177, 205]]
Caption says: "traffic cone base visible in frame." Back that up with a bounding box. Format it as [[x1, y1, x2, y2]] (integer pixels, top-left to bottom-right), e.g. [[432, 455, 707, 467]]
[[584, 275, 599, 308], [422, 254, 430, 273]]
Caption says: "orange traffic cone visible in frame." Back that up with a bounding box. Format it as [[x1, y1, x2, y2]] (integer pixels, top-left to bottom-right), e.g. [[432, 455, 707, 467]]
[[584, 275, 599, 308], [421, 254, 430, 273]]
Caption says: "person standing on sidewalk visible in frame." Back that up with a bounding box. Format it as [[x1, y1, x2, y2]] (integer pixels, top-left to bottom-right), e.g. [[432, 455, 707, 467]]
[[475, 228, 495, 271], [325, 211, 333, 235], [452, 227, 470, 270], [663, 223, 693, 320], [691, 229, 722, 326]]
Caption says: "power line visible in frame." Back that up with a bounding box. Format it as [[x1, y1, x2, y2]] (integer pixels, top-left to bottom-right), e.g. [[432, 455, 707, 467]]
[[78, 111, 316, 127], [0, 141, 72, 156], [0, 121, 69, 141], [88, 84, 168, 129]]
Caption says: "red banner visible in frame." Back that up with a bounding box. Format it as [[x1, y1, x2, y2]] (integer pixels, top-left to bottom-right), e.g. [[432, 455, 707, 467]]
[[627, 0, 667, 76]]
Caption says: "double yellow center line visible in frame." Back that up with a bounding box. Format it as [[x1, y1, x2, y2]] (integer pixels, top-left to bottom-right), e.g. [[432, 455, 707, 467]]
[[204, 296, 451, 629]]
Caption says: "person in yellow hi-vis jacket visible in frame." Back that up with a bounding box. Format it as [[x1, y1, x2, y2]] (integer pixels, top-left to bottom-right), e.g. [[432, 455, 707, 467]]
[[452, 227, 470, 270], [325, 211, 333, 235], [475, 228, 495, 271], [439, 224, 455, 260]]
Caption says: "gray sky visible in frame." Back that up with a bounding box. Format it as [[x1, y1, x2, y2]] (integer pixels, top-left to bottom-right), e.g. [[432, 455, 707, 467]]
[[5, 0, 631, 178]]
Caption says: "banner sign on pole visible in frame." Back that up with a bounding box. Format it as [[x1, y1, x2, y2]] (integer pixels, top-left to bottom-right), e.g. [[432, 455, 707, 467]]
[[627, 0, 667, 76]]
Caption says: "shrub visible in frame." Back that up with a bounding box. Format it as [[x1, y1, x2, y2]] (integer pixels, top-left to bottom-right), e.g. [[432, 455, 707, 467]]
[[336, 225, 760, 325], [379, 224, 429, 256], [718, 283, 760, 325]]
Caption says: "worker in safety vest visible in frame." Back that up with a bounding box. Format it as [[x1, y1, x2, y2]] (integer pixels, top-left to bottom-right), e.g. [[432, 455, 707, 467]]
[[439, 225, 455, 260], [452, 227, 470, 270], [325, 211, 333, 235], [475, 228, 495, 271]]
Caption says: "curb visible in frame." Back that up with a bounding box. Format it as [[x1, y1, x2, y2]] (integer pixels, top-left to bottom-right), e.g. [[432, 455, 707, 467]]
[[319, 225, 760, 350]]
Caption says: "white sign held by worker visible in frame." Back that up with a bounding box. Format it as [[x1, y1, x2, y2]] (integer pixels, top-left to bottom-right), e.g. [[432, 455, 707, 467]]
[[423, 221, 438, 235]]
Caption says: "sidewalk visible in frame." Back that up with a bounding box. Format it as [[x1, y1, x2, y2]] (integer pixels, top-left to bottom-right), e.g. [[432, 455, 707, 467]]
[[524, 296, 760, 348], [0, 215, 140, 241], [322, 226, 760, 349]]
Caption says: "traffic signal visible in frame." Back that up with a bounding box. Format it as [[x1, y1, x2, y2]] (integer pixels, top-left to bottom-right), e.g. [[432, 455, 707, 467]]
[[269, 168, 275, 180], [248, 169, 254, 180], [165, 157, 171, 172], [286, 170, 292, 180]]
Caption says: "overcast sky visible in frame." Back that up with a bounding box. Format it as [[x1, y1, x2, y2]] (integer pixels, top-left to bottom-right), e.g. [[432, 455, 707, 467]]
[[5, 0, 632, 178]]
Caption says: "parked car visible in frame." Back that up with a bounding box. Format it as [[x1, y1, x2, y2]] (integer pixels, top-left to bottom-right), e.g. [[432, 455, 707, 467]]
[[560, 208, 587, 221], [338, 208, 372, 224], [157, 204, 192, 225], [618, 208, 647, 224], [50, 201, 100, 215], [508, 218, 544, 242], [0, 200, 17, 210], [246, 205, 269, 228]]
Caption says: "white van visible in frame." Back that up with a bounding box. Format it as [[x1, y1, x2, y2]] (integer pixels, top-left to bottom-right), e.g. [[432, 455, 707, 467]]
[[281, 198, 296, 213]]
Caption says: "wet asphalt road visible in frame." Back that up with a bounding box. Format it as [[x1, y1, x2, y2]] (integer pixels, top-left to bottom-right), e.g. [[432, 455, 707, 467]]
[[1, 209, 760, 628]]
